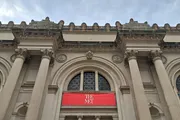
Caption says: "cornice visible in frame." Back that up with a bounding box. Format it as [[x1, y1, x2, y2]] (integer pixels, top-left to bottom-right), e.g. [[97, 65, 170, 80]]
[[1, 17, 180, 33]]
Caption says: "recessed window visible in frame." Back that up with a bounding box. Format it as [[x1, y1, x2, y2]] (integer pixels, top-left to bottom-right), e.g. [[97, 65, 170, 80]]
[[176, 76, 180, 97], [68, 71, 110, 91], [17, 106, 28, 117], [149, 106, 160, 119]]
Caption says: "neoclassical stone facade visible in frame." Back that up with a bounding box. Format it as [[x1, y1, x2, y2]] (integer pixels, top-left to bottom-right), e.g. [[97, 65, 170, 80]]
[[0, 17, 180, 120]]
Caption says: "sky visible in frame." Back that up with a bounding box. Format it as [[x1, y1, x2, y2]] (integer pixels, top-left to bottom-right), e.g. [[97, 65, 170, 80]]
[[0, 0, 180, 26]]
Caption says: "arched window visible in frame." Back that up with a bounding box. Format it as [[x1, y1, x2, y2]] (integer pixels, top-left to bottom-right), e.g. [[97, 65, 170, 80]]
[[68, 73, 80, 90], [17, 106, 28, 117], [176, 76, 180, 97], [68, 71, 111, 91], [149, 106, 161, 120]]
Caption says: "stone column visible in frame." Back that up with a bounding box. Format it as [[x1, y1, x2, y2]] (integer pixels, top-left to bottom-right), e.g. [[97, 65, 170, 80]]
[[0, 48, 27, 120], [126, 50, 151, 120], [25, 49, 53, 120], [151, 50, 180, 120]]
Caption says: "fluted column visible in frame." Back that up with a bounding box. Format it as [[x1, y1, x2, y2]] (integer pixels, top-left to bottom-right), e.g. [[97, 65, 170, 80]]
[[151, 50, 180, 120], [0, 48, 27, 120], [126, 50, 151, 120], [25, 49, 53, 120]]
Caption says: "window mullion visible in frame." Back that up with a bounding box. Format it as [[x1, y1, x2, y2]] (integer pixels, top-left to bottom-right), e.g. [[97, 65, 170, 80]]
[[80, 71, 84, 91], [95, 71, 99, 91]]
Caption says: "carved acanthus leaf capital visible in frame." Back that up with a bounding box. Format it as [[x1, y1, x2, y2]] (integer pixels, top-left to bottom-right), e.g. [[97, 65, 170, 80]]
[[150, 50, 162, 61], [15, 48, 27, 60], [41, 49, 53, 59], [125, 50, 138, 60]]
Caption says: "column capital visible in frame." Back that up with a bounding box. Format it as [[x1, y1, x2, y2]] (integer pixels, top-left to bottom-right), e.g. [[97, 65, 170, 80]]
[[125, 50, 138, 61], [150, 50, 162, 62], [95, 116, 101, 119], [77, 116, 83, 120], [15, 48, 27, 60], [41, 49, 53, 60]]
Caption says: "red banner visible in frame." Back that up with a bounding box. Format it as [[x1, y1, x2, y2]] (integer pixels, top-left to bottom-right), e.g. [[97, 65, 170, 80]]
[[62, 92, 116, 106]]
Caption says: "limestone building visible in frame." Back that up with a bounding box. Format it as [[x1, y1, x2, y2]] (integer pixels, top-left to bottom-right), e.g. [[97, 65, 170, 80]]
[[0, 17, 180, 120]]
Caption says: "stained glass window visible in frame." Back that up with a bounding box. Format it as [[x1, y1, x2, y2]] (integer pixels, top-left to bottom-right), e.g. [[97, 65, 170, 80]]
[[83, 72, 95, 90], [176, 76, 180, 96], [98, 74, 110, 91], [67, 73, 80, 90]]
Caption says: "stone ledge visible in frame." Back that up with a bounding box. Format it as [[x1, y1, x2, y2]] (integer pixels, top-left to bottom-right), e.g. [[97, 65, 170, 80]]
[[120, 86, 130, 94]]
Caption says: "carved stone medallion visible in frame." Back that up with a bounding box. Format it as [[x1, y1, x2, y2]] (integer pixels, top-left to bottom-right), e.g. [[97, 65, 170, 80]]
[[112, 55, 123, 63], [55, 54, 67, 63]]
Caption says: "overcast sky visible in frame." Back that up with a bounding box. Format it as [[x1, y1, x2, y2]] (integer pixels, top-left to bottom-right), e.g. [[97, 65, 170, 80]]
[[0, 0, 179, 26]]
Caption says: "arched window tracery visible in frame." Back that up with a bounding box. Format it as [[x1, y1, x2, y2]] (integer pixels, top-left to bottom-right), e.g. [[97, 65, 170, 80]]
[[67, 71, 111, 91]]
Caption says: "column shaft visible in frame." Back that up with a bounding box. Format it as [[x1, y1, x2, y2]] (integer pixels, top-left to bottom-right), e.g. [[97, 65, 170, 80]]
[[127, 50, 151, 120], [25, 49, 52, 120], [0, 49, 26, 120], [152, 51, 180, 120]]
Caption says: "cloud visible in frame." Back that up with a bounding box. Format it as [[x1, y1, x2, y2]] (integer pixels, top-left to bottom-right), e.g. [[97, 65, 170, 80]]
[[0, 0, 180, 25]]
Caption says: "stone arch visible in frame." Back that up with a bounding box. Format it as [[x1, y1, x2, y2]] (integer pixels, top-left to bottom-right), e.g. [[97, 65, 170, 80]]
[[52, 56, 127, 87], [64, 66, 115, 91], [166, 58, 180, 92], [51, 56, 128, 120], [0, 57, 11, 91]]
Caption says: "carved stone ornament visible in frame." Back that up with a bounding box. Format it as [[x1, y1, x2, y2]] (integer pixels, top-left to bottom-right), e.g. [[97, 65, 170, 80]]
[[86, 51, 93, 60], [41, 49, 53, 59], [123, 18, 150, 29], [125, 50, 138, 60], [112, 55, 123, 63], [55, 54, 67, 63], [150, 50, 162, 61]]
